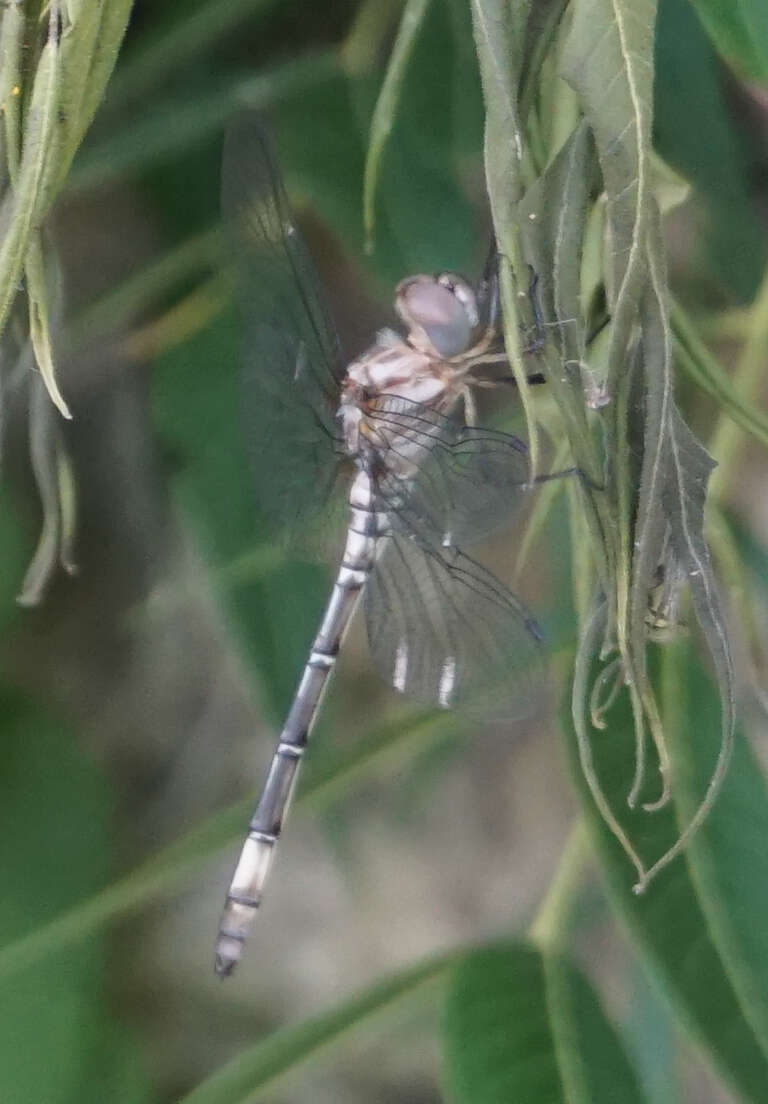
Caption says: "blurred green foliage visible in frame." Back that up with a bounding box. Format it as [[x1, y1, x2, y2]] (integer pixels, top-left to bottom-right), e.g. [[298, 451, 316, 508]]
[[0, 1, 767, 1102]]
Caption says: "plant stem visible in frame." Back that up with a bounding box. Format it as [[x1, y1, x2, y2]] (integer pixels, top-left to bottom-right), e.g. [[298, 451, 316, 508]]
[[709, 265, 768, 501], [528, 819, 589, 952]]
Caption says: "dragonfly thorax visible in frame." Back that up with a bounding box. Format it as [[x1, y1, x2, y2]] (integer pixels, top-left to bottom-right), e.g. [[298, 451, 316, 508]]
[[344, 333, 443, 398], [341, 334, 454, 460]]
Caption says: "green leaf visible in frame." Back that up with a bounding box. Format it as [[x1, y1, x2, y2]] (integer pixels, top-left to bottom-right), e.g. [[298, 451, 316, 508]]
[[560, 1, 657, 733], [0, 0, 24, 181], [471, 0, 541, 471], [63, 227, 222, 355], [517, 123, 610, 584], [655, 0, 765, 300], [37, 0, 133, 205], [661, 404, 735, 804], [363, 0, 432, 251], [0, 496, 31, 630], [0, 18, 59, 339], [469, 0, 527, 232], [566, 623, 768, 1102], [663, 641, 768, 1054], [273, 68, 369, 257], [623, 218, 734, 875], [69, 54, 339, 195], [76, 0, 136, 136], [32, 1, 100, 213], [621, 963, 679, 1104], [561, 0, 656, 387], [442, 943, 645, 1103], [180, 952, 455, 1103], [16, 374, 70, 606], [519, 123, 593, 377], [0, 691, 149, 1104], [650, 152, 690, 214], [357, 0, 483, 282], [108, 0, 279, 110], [532, 3, 664, 766], [518, 0, 569, 123], [688, 0, 768, 83], [671, 299, 768, 453], [624, 214, 676, 806], [25, 234, 71, 419], [557, 3, 735, 894]]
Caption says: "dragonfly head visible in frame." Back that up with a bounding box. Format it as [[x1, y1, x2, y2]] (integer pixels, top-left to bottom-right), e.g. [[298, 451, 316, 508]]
[[395, 273, 479, 359]]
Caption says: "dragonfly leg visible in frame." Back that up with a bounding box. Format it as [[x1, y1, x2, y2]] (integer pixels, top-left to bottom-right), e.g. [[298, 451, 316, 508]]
[[521, 265, 546, 355], [475, 238, 501, 334], [529, 466, 605, 493], [462, 383, 478, 426]]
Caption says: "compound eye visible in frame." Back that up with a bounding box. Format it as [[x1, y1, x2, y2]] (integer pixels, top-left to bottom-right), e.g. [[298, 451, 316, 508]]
[[436, 272, 479, 328], [395, 275, 477, 357]]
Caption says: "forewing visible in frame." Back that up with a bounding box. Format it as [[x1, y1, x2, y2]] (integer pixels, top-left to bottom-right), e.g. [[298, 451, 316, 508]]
[[222, 116, 346, 540], [365, 534, 545, 721], [367, 396, 530, 547]]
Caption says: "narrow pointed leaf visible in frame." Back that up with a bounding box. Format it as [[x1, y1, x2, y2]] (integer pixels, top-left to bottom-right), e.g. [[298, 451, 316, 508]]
[[566, 634, 768, 1101], [26, 235, 71, 418], [659, 403, 735, 845], [181, 953, 454, 1104], [561, 0, 656, 387], [0, 0, 24, 181], [442, 943, 645, 1103], [627, 220, 673, 687], [688, 0, 768, 83], [77, 0, 135, 133], [0, 694, 120, 1102], [518, 0, 569, 121], [664, 643, 768, 1054], [518, 124, 609, 581], [671, 301, 768, 453], [108, 0, 277, 111], [16, 375, 65, 606], [655, 0, 764, 300], [363, 0, 431, 250], [69, 54, 339, 194], [519, 122, 594, 388], [471, 0, 541, 470], [0, 26, 59, 338], [40, 1, 103, 206]]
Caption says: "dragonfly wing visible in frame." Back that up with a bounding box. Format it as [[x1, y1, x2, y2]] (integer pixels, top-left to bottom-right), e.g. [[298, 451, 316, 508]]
[[367, 396, 530, 548], [365, 533, 545, 721], [222, 116, 346, 542]]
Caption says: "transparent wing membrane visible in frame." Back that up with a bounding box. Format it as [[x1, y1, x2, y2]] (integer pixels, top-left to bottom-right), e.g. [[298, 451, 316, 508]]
[[222, 117, 345, 538], [365, 533, 545, 721], [367, 395, 531, 548]]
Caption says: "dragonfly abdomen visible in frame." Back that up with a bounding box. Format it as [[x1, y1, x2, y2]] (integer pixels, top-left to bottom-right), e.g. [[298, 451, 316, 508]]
[[215, 474, 383, 976]]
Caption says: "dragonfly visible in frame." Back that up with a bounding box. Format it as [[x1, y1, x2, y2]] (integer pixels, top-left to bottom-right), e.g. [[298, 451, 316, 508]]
[[215, 118, 554, 978]]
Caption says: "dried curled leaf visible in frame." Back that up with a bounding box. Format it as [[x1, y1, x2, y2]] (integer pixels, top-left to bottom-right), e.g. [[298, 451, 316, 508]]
[[489, 0, 737, 886], [17, 373, 77, 608]]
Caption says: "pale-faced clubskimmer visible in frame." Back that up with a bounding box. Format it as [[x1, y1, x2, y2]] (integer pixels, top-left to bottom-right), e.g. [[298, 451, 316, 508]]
[[215, 119, 551, 977]]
